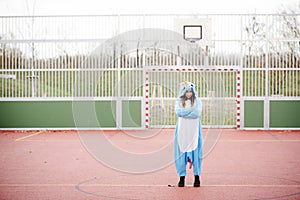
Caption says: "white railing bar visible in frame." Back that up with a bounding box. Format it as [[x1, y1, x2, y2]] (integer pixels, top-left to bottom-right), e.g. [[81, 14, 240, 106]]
[[0, 96, 143, 101], [1, 13, 299, 18], [242, 68, 300, 71], [0, 39, 107, 43], [0, 68, 145, 72]]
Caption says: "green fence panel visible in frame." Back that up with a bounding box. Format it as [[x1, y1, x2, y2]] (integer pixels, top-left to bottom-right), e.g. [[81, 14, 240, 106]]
[[0, 101, 116, 128], [270, 101, 300, 128], [244, 100, 264, 128], [122, 100, 142, 128]]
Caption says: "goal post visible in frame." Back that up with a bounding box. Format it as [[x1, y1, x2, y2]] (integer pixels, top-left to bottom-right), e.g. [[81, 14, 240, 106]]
[[143, 65, 241, 129]]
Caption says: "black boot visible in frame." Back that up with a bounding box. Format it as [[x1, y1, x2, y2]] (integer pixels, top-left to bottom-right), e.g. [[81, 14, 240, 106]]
[[178, 176, 185, 187], [194, 175, 200, 187]]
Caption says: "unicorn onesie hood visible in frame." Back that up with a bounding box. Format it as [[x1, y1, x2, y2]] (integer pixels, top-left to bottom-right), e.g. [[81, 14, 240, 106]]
[[174, 81, 203, 177]]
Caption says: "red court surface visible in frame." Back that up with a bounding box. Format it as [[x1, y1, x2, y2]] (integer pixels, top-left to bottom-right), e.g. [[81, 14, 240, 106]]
[[0, 129, 300, 200]]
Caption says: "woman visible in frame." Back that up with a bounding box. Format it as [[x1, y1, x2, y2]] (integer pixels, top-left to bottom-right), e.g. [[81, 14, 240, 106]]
[[174, 81, 203, 187]]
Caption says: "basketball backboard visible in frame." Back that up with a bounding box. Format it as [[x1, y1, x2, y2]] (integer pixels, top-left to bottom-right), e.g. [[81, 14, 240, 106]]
[[174, 18, 212, 46]]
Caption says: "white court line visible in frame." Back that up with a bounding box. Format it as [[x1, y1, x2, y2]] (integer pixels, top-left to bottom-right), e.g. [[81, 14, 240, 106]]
[[16, 139, 79, 142], [0, 183, 299, 188], [219, 140, 300, 142], [15, 131, 44, 142]]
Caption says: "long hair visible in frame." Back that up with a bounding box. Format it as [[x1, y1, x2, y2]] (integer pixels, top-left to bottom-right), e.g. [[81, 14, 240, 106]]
[[181, 90, 195, 107]]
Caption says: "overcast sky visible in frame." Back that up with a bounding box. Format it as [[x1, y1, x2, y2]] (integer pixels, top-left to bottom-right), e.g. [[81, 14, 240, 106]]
[[0, 0, 299, 16]]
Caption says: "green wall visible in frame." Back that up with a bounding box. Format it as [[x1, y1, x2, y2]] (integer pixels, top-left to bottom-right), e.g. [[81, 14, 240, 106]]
[[270, 101, 300, 128], [0, 101, 118, 128], [244, 100, 264, 128], [244, 100, 300, 128], [122, 100, 142, 128], [1, 100, 299, 129]]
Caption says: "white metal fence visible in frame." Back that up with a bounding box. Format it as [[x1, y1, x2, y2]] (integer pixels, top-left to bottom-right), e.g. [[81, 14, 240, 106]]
[[1, 14, 300, 128]]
